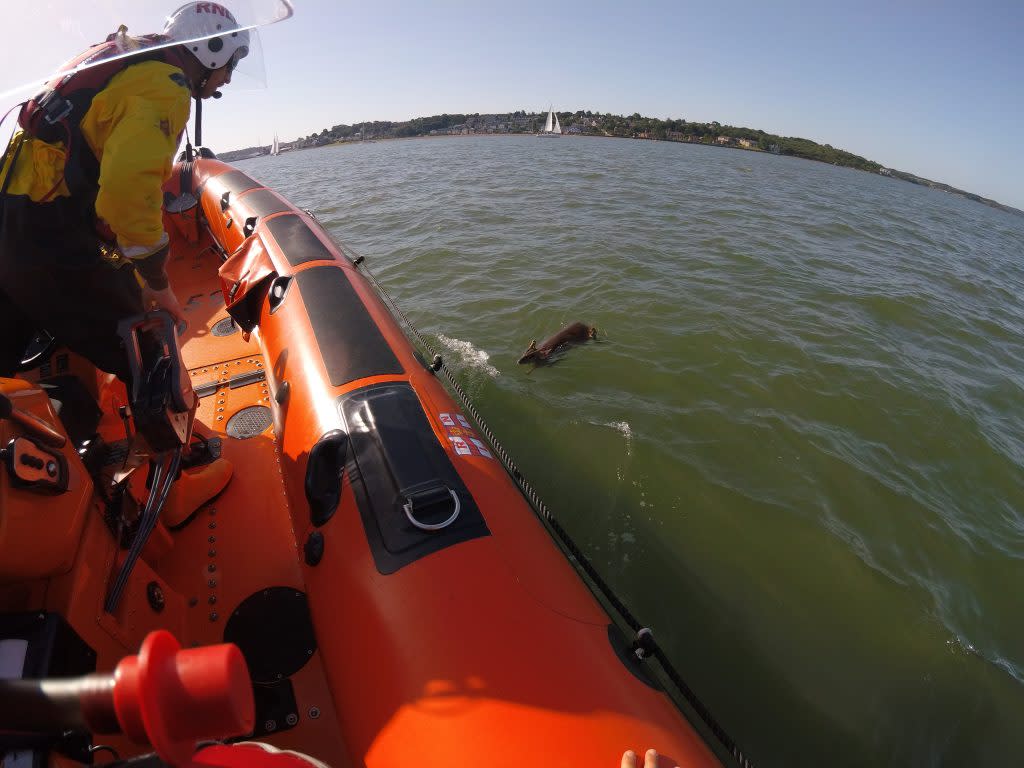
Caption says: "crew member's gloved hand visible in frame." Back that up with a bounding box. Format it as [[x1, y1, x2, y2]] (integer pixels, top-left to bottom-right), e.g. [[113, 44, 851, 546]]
[[120, 233, 186, 330], [141, 282, 187, 330]]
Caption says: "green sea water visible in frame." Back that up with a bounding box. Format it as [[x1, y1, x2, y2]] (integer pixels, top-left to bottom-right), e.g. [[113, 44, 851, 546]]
[[237, 135, 1024, 767]]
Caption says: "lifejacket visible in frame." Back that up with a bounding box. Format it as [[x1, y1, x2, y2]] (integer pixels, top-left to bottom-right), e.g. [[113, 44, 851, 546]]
[[16, 31, 190, 200]]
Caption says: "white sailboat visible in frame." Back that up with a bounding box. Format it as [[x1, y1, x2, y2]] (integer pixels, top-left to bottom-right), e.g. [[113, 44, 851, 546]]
[[270, 133, 280, 156], [539, 105, 562, 137]]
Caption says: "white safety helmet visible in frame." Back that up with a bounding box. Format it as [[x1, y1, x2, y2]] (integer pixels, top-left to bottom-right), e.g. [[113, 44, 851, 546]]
[[163, 2, 250, 71]]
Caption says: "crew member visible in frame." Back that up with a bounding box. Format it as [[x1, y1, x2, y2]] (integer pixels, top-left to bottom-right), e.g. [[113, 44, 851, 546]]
[[0, 2, 247, 522]]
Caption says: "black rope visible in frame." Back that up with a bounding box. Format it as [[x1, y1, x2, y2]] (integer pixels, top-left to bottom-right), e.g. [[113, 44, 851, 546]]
[[104, 447, 182, 612], [344, 242, 754, 768]]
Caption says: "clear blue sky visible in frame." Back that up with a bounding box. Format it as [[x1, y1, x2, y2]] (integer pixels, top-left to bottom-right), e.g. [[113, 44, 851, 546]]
[[4, 0, 1023, 209]]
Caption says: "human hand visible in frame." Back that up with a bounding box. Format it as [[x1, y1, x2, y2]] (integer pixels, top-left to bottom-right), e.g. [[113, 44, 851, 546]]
[[141, 282, 187, 331], [621, 749, 676, 768]]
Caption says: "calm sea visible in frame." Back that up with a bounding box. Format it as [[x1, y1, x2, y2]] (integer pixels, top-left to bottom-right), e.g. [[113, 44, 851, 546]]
[[237, 135, 1024, 767]]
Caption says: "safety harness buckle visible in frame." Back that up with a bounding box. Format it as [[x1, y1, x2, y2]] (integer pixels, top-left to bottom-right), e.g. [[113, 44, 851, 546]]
[[38, 89, 73, 126]]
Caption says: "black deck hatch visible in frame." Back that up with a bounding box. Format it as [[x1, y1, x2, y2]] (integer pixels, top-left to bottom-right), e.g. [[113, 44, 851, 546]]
[[338, 382, 489, 574]]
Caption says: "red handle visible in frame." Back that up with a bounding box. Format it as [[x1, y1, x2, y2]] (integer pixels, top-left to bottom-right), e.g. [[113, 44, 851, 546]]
[[113, 630, 254, 765]]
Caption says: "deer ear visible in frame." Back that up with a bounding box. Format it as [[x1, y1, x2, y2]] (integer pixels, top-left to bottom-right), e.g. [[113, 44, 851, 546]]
[[518, 340, 539, 364]]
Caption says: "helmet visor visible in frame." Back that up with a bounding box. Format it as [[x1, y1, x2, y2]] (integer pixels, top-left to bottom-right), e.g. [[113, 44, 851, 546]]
[[228, 45, 249, 72], [221, 27, 265, 91], [0, 0, 291, 104]]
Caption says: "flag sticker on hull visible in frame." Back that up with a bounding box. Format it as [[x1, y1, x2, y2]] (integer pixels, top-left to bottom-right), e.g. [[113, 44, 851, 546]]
[[439, 412, 494, 460], [469, 438, 493, 458]]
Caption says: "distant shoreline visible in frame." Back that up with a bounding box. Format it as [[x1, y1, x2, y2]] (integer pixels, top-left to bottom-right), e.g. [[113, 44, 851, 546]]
[[223, 117, 1022, 219]]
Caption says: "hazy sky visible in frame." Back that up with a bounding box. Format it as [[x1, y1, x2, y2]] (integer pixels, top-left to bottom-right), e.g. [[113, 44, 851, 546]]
[[3, 0, 1022, 209]]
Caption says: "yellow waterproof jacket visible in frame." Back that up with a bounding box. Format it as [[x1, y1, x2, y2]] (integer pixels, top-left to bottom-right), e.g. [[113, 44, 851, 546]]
[[1, 60, 191, 250]]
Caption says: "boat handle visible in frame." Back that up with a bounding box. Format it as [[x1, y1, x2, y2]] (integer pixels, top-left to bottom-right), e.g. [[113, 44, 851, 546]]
[[403, 488, 461, 531]]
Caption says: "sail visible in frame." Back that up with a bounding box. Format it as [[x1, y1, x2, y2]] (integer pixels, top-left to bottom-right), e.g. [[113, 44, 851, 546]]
[[553, 113, 562, 134], [271, 133, 279, 155], [543, 107, 553, 133]]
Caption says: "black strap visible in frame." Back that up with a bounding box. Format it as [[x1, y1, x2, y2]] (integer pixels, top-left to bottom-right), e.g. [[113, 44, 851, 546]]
[[0, 102, 29, 196]]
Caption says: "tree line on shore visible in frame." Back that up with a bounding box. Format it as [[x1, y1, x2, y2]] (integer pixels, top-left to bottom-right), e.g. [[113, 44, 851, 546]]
[[225, 110, 881, 173]]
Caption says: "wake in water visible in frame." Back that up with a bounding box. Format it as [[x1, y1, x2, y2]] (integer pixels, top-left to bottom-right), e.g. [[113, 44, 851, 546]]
[[436, 334, 500, 378], [603, 420, 633, 457]]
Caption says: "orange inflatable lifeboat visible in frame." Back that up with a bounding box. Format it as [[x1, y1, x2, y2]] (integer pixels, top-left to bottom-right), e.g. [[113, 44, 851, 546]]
[[0, 151, 750, 768]]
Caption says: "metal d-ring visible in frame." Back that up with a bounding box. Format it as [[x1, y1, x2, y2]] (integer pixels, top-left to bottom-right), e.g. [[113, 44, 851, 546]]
[[403, 488, 461, 531]]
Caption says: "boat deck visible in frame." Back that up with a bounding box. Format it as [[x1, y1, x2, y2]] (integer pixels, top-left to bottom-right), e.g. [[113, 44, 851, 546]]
[[154, 244, 352, 764]]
